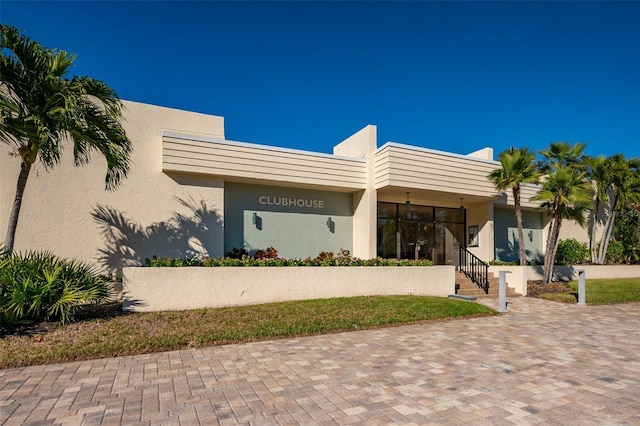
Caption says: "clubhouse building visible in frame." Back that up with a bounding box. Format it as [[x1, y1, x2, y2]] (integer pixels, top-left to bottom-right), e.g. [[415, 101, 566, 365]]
[[0, 101, 590, 273]]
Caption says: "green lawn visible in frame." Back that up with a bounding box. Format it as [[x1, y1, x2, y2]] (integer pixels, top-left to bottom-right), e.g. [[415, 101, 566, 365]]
[[0, 295, 496, 368], [537, 278, 640, 304]]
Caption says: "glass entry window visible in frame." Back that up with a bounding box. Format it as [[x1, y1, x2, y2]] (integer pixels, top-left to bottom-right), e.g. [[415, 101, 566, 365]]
[[377, 202, 465, 265]]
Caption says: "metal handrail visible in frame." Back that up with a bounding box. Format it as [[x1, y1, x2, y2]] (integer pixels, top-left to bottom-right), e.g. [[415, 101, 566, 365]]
[[458, 247, 489, 294]]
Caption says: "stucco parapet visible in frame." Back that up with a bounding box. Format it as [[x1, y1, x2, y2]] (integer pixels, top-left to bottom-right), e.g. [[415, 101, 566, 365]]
[[163, 131, 366, 163]]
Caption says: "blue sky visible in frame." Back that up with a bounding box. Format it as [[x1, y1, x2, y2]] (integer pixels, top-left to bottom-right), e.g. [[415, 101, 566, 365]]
[[2, 1, 639, 159]]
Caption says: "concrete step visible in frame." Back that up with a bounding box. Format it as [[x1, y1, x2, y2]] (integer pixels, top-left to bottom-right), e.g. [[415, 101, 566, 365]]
[[455, 270, 521, 298]]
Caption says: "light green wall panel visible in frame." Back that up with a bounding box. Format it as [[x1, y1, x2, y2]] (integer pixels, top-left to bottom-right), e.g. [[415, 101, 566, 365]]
[[494, 207, 544, 263], [225, 182, 353, 258]]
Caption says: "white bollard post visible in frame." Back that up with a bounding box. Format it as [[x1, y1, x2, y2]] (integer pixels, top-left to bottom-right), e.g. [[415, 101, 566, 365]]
[[577, 269, 586, 306], [498, 271, 511, 313]]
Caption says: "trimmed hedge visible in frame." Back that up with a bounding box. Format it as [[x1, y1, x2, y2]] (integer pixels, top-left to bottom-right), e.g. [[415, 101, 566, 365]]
[[146, 248, 435, 267]]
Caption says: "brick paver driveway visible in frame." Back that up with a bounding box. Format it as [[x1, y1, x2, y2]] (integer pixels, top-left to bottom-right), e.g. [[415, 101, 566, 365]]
[[1, 297, 639, 425]]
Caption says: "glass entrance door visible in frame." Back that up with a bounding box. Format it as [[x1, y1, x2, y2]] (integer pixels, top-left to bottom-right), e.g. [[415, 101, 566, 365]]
[[377, 201, 466, 264], [399, 220, 435, 261]]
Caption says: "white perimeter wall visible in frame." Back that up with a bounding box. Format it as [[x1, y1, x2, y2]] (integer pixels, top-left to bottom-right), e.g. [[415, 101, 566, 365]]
[[123, 266, 455, 312], [489, 264, 640, 296]]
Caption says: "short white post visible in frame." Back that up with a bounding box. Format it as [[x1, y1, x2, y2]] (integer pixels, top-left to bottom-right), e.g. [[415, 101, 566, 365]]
[[577, 269, 586, 306], [498, 271, 511, 313]]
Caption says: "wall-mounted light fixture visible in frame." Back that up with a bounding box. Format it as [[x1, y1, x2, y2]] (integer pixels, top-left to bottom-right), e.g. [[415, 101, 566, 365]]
[[406, 192, 411, 211], [252, 212, 262, 230], [459, 198, 465, 215], [326, 217, 335, 233]]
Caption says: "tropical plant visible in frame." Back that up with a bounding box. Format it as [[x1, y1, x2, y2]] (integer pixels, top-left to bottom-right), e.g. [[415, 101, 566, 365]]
[[0, 250, 112, 325], [488, 147, 540, 265], [0, 25, 131, 251], [591, 155, 640, 264], [534, 142, 593, 285], [554, 238, 589, 265], [538, 141, 587, 170], [584, 155, 608, 262], [613, 206, 640, 264], [145, 253, 435, 267]]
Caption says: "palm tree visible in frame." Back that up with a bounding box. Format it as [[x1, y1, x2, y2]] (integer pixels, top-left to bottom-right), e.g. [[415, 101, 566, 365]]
[[584, 155, 608, 263], [593, 155, 640, 264], [488, 147, 540, 266], [538, 141, 587, 170], [534, 142, 593, 285], [0, 25, 131, 251]]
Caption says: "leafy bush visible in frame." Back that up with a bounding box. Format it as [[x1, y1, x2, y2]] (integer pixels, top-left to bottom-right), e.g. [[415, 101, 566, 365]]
[[253, 247, 278, 260], [145, 247, 435, 268], [605, 240, 627, 264], [314, 251, 334, 264], [613, 207, 640, 264], [225, 247, 248, 259], [488, 260, 518, 266], [0, 251, 112, 325], [555, 239, 590, 265]]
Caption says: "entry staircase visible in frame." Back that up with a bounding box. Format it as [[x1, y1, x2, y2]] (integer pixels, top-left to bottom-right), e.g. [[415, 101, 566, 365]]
[[456, 247, 521, 298], [455, 271, 520, 298]]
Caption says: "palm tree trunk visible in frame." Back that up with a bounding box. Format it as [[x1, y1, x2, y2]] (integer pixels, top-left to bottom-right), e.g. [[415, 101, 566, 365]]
[[542, 221, 554, 285], [513, 187, 527, 266], [4, 160, 32, 251], [543, 215, 563, 285], [597, 208, 617, 264], [548, 216, 563, 284], [589, 196, 600, 263], [542, 209, 555, 284]]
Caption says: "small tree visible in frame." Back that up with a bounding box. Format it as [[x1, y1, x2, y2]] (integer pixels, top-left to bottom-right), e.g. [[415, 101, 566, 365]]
[[0, 25, 132, 251], [584, 155, 607, 263], [614, 205, 640, 264], [534, 142, 593, 285], [593, 155, 640, 264], [488, 147, 540, 266]]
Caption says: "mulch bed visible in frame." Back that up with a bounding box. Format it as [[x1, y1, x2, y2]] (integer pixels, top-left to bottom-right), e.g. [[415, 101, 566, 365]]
[[1, 302, 123, 338], [527, 280, 573, 297]]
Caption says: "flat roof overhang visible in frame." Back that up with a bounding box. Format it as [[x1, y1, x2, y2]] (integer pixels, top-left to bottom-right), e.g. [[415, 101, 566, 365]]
[[376, 186, 501, 208]]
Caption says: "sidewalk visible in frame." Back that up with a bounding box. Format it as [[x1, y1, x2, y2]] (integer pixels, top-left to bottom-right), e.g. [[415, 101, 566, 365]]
[[1, 297, 639, 425]]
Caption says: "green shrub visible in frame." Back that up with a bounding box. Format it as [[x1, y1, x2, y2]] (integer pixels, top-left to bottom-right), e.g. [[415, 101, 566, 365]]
[[225, 247, 248, 259], [488, 260, 518, 266], [253, 247, 278, 260], [0, 251, 111, 325], [605, 240, 627, 264], [145, 249, 435, 268], [555, 239, 589, 265]]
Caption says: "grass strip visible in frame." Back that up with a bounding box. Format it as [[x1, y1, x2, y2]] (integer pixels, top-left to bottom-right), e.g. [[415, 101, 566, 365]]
[[537, 278, 640, 305], [0, 295, 496, 368]]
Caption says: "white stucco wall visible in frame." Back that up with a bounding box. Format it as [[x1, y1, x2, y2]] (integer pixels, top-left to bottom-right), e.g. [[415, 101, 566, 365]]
[[123, 266, 455, 312], [334, 125, 378, 259], [0, 101, 226, 272], [488, 266, 529, 296], [527, 265, 640, 281], [488, 265, 640, 296], [467, 201, 494, 262]]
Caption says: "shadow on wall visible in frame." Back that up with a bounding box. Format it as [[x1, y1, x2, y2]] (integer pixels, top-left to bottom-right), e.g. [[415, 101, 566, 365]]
[[530, 265, 575, 282], [91, 196, 222, 273], [495, 234, 543, 264]]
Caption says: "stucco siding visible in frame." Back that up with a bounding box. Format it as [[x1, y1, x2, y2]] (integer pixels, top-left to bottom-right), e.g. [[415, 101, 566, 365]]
[[163, 132, 367, 190], [374, 143, 500, 197], [0, 101, 226, 272], [495, 183, 541, 209], [123, 266, 456, 312]]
